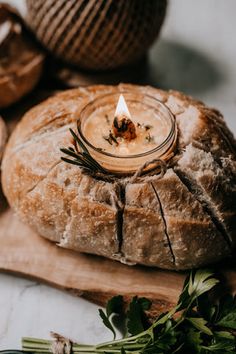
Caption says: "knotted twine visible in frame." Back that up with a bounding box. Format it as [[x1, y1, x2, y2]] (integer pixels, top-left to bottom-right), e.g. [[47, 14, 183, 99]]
[[86, 157, 168, 184], [128, 157, 167, 184], [51, 332, 72, 354]]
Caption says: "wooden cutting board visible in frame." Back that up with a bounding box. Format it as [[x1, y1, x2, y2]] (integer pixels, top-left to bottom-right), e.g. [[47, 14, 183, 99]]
[[0, 192, 236, 314]]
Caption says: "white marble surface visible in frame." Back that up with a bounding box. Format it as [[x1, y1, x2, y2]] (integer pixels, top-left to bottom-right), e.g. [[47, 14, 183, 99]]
[[1, 0, 236, 350]]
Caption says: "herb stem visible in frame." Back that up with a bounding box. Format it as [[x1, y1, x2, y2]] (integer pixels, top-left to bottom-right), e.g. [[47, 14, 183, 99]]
[[61, 128, 108, 175], [22, 271, 236, 354]]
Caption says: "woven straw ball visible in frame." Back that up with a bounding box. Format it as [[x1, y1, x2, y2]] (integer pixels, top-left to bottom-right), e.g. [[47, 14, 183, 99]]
[[26, 0, 167, 71]]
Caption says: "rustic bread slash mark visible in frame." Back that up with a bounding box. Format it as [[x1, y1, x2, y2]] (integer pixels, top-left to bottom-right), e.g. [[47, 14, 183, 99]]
[[174, 168, 232, 249], [151, 169, 230, 269], [12, 124, 74, 156], [150, 182, 176, 265], [59, 175, 120, 259], [176, 144, 236, 248], [122, 182, 175, 269], [1, 127, 71, 211], [17, 162, 83, 242], [26, 160, 62, 194], [116, 182, 125, 256]]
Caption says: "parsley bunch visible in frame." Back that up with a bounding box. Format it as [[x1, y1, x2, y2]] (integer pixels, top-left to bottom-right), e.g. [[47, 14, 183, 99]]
[[22, 270, 236, 353]]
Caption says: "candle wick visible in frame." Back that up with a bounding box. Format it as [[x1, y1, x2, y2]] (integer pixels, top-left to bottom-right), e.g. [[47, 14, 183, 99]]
[[112, 115, 137, 141]]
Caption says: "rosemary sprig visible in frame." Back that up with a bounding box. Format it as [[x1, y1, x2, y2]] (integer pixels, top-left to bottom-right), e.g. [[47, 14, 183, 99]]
[[60, 128, 108, 174], [22, 270, 236, 353]]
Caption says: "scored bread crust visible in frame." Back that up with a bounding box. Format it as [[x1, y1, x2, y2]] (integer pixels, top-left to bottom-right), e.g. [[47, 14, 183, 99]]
[[1, 84, 236, 270]]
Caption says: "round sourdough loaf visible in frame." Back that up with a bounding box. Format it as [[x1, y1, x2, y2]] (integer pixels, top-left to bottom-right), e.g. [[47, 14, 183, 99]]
[[1, 84, 236, 270]]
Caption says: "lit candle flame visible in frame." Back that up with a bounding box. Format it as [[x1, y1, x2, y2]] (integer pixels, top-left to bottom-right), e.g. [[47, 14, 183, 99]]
[[113, 94, 136, 141], [114, 94, 131, 119]]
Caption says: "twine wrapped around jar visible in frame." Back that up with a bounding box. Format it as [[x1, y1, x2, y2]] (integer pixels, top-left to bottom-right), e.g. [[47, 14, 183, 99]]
[[26, 0, 167, 70]]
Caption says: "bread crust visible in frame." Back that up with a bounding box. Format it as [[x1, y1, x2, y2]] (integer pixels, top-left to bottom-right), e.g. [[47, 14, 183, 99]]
[[176, 144, 236, 248], [59, 175, 121, 258], [151, 169, 230, 269], [122, 182, 175, 268], [1, 84, 236, 270]]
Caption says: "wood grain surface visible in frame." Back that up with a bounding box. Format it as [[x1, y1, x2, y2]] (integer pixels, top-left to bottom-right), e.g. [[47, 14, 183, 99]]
[[0, 198, 235, 314]]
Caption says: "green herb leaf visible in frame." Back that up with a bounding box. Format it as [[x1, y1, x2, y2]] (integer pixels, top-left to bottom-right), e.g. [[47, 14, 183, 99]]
[[106, 295, 124, 317], [201, 332, 236, 352], [127, 296, 152, 335], [22, 269, 236, 354], [217, 312, 236, 330], [197, 293, 216, 322], [178, 270, 219, 311], [98, 309, 116, 339], [186, 317, 213, 336], [185, 328, 203, 353], [189, 270, 219, 298], [99, 295, 125, 339], [215, 331, 235, 340], [215, 294, 236, 330], [139, 297, 152, 311]]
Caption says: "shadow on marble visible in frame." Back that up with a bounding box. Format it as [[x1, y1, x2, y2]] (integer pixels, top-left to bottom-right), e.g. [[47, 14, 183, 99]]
[[145, 39, 225, 95]]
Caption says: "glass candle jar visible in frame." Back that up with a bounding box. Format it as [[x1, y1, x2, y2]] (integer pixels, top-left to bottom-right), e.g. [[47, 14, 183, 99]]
[[77, 91, 177, 175]]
